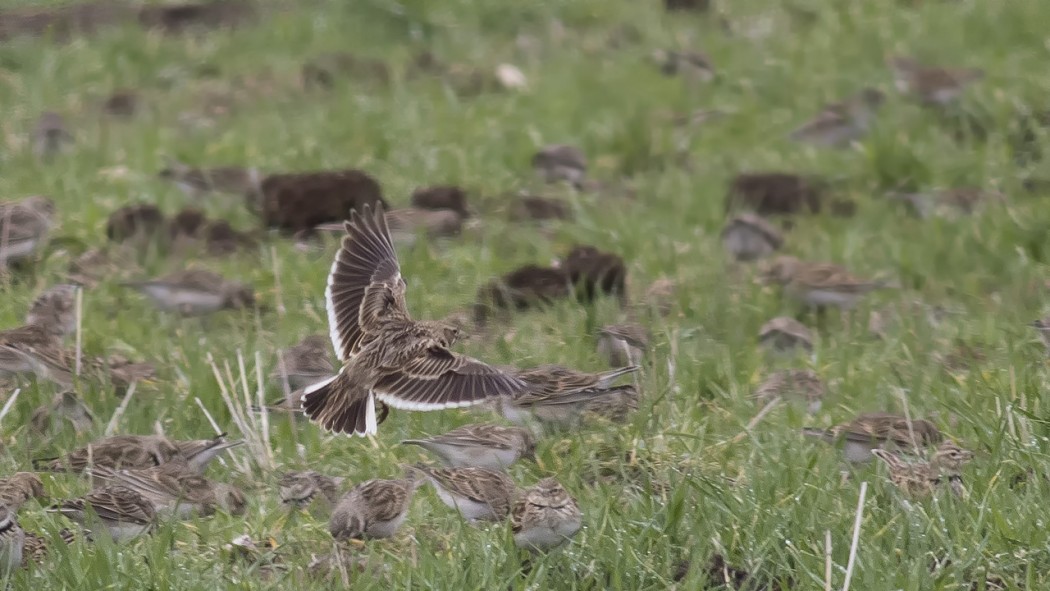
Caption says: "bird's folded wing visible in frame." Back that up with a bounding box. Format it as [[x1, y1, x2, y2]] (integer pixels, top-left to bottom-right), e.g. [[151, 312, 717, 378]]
[[374, 350, 526, 411]]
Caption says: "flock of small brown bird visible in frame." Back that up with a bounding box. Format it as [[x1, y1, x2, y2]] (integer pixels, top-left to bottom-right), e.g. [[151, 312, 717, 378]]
[[0, 0, 1046, 585]]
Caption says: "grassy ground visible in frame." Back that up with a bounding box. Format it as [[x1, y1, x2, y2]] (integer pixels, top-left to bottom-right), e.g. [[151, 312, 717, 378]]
[[1, 0, 1049, 588]]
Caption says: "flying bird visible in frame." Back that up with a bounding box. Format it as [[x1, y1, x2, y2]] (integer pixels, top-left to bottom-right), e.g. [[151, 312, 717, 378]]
[[301, 204, 528, 436]]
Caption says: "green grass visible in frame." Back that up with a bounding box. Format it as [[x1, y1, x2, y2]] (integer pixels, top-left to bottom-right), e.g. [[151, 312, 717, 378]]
[[1, 0, 1050, 588]]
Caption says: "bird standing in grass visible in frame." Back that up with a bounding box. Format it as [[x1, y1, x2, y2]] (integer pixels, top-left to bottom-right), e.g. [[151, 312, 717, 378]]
[[301, 204, 527, 436]]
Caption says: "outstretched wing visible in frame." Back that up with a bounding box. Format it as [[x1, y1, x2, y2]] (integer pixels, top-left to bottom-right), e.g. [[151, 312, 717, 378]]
[[373, 349, 527, 411], [324, 204, 407, 361]]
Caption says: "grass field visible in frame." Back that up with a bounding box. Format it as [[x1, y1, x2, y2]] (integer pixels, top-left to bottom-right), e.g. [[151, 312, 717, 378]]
[[1, 0, 1050, 589]]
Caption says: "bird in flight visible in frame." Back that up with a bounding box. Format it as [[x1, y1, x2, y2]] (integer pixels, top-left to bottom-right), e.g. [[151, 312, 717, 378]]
[[302, 204, 527, 436]]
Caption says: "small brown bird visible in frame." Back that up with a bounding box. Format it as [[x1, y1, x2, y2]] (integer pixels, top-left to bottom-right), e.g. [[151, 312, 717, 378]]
[[0, 504, 25, 573], [0, 196, 57, 267], [760, 256, 891, 310], [753, 369, 824, 414], [872, 441, 972, 498], [803, 412, 943, 464], [532, 145, 587, 187], [279, 470, 344, 511], [271, 335, 336, 391], [758, 317, 814, 355], [402, 423, 536, 471], [33, 112, 73, 159], [790, 88, 885, 148], [25, 284, 79, 338], [301, 204, 527, 437], [91, 461, 247, 518], [510, 477, 582, 552], [33, 434, 183, 474], [888, 56, 984, 106], [0, 323, 73, 386], [329, 476, 420, 540], [158, 160, 263, 200], [20, 528, 77, 568], [596, 324, 649, 367], [0, 473, 46, 513], [414, 465, 518, 522], [494, 365, 640, 428], [48, 486, 156, 542], [720, 214, 783, 262], [122, 269, 255, 315], [561, 245, 627, 305]]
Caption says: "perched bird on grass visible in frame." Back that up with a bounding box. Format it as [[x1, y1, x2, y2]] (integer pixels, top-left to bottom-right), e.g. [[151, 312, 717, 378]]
[[402, 423, 536, 471], [25, 283, 79, 338], [532, 144, 587, 188], [0, 196, 57, 267], [803, 412, 943, 464], [790, 88, 884, 148], [329, 476, 421, 541], [760, 256, 892, 310], [753, 369, 825, 414], [301, 204, 527, 437], [0, 473, 46, 513], [0, 323, 74, 387], [413, 465, 517, 522], [491, 365, 640, 429], [122, 269, 256, 315], [510, 477, 582, 552], [49, 486, 155, 542], [91, 461, 247, 518], [721, 213, 784, 262], [279, 470, 344, 512], [758, 316, 814, 355], [872, 441, 973, 498]]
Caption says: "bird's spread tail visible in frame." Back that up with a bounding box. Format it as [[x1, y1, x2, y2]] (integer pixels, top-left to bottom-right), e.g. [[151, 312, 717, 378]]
[[301, 374, 389, 436]]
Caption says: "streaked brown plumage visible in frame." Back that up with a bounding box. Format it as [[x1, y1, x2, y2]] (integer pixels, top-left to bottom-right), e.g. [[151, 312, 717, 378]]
[[758, 316, 814, 354], [507, 195, 573, 222], [48, 485, 155, 542], [562, 245, 627, 305], [32, 434, 183, 474], [402, 423, 535, 471], [753, 369, 824, 414], [725, 172, 826, 216], [510, 477, 582, 552], [414, 465, 518, 522], [803, 412, 943, 464], [105, 203, 165, 243], [21, 528, 77, 568], [0, 195, 56, 266], [301, 204, 527, 437], [249, 169, 387, 235], [0, 473, 46, 512], [329, 477, 420, 540], [494, 365, 639, 428], [25, 284, 78, 338], [91, 460, 247, 518], [790, 88, 884, 148], [760, 256, 890, 310], [122, 269, 255, 315], [279, 470, 344, 510], [158, 160, 262, 200], [0, 323, 73, 386], [411, 185, 470, 218]]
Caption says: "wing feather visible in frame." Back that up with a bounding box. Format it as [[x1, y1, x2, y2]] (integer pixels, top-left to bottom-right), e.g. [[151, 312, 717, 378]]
[[373, 351, 526, 411]]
